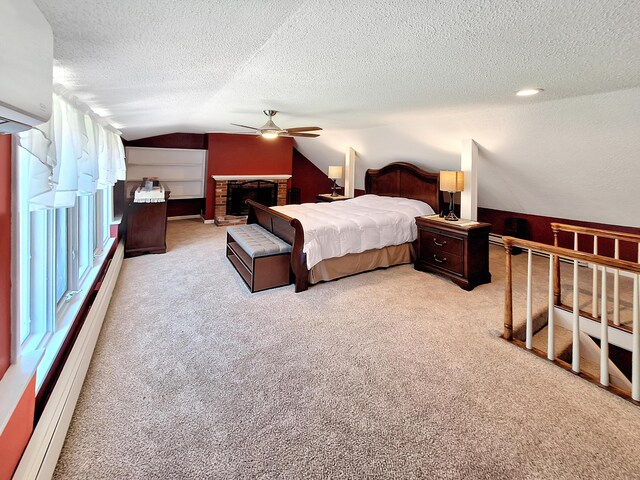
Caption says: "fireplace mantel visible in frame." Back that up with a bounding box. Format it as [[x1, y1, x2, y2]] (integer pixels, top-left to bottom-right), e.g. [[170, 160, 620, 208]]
[[211, 174, 291, 181]]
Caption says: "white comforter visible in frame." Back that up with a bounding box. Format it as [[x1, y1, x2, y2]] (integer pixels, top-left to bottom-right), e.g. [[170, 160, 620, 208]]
[[271, 194, 435, 269]]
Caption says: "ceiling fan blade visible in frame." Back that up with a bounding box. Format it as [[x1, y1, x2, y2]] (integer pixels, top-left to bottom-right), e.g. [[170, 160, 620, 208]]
[[231, 123, 260, 130], [286, 132, 320, 138], [285, 126, 323, 133]]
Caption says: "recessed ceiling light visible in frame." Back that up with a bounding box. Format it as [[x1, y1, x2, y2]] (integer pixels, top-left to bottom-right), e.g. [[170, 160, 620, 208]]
[[516, 88, 544, 97]]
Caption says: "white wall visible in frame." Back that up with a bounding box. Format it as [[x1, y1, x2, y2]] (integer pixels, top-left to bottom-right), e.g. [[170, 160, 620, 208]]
[[295, 88, 640, 227]]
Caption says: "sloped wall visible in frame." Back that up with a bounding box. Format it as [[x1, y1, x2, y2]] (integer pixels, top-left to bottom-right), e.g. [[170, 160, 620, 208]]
[[295, 88, 640, 228], [291, 149, 335, 203]]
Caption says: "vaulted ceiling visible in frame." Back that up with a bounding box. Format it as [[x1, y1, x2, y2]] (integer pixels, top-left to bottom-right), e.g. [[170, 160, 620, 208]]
[[33, 0, 640, 226], [35, 0, 639, 139]]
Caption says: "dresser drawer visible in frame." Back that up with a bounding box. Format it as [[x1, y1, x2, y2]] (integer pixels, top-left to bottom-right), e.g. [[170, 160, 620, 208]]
[[423, 248, 464, 275], [420, 230, 463, 257]]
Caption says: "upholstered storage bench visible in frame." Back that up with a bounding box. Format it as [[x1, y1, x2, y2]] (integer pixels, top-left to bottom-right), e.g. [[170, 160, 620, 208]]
[[226, 224, 292, 292]]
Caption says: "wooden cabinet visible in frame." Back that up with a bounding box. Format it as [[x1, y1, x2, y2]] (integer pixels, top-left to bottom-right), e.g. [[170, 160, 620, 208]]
[[125, 186, 171, 257], [414, 216, 491, 290]]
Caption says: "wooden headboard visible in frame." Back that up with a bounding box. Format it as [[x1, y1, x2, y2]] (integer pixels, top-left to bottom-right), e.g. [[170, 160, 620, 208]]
[[365, 162, 440, 212]]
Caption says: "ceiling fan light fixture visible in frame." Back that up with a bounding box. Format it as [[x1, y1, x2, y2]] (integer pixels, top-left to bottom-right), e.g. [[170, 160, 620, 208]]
[[261, 131, 279, 139], [231, 109, 322, 139]]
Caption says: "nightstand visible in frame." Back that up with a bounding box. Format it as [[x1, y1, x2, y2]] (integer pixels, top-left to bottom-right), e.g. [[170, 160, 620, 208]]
[[316, 194, 351, 202], [414, 215, 491, 291]]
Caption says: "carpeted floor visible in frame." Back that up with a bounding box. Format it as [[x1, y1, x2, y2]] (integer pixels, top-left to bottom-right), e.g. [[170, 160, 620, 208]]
[[53, 220, 640, 479]]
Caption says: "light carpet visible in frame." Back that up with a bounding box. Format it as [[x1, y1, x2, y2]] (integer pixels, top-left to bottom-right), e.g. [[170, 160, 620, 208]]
[[53, 220, 640, 479]]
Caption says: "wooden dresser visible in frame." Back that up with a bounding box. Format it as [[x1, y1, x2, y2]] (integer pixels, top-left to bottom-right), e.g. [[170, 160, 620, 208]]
[[414, 216, 491, 291], [125, 185, 171, 257]]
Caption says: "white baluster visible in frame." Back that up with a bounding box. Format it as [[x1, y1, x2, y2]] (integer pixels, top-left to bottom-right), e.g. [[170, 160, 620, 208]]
[[573, 258, 580, 373], [600, 266, 609, 386], [548, 254, 555, 361], [526, 249, 533, 350], [632, 273, 639, 402], [614, 239, 620, 326], [592, 236, 598, 317]]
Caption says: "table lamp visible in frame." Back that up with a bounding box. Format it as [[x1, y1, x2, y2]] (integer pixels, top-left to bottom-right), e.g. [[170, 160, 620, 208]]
[[439, 171, 465, 221], [328, 166, 343, 197]]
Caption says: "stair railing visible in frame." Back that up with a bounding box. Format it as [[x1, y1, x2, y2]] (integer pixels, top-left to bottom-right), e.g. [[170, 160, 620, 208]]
[[551, 223, 640, 325], [502, 236, 640, 401]]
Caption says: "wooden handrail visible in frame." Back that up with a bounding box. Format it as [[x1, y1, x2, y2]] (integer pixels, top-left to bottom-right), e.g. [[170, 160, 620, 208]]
[[503, 236, 640, 275], [503, 231, 640, 404], [551, 223, 640, 244], [552, 222, 640, 310]]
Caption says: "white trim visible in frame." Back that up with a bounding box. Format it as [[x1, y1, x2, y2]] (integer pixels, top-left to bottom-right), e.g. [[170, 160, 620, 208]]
[[201, 215, 216, 224], [460, 139, 478, 221], [344, 147, 356, 198], [11, 135, 22, 363], [211, 174, 291, 181], [554, 306, 632, 351], [14, 242, 124, 480]]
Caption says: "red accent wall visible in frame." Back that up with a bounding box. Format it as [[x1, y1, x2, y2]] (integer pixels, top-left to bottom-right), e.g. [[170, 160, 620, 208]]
[[0, 134, 11, 379], [478, 207, 640, 262], [0, 377, 35, 480], [291, 149, 334, 203], [205, 134, 293, 219]]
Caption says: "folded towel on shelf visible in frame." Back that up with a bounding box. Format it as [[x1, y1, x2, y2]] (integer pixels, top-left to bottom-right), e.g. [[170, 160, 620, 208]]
[[134, 184, 165, 203]]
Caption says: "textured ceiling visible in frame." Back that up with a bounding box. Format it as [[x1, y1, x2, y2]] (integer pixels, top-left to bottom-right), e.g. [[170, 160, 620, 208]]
[[34, 0, 640, 140]]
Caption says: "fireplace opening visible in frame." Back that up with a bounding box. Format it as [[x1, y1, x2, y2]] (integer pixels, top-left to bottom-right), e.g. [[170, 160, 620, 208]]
[[226, 180, 278, 216]]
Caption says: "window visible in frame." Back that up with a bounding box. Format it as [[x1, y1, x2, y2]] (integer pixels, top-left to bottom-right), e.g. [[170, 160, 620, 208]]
[[55, 208, 68, 304], [16, 178, 116, 389], [10, 91, 125, 390]]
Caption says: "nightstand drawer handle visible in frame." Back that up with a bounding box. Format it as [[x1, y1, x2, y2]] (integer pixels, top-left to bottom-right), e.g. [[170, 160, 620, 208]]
[[433, 238, 447, 247], [433, 254, 447, 264]]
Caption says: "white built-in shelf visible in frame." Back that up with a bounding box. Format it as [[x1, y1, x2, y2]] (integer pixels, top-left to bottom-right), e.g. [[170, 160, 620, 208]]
[[125, 147, 207, 199]]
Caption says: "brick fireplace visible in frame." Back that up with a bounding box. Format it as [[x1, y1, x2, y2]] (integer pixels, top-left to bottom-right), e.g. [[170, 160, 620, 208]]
[[212, 175, 290, 226]]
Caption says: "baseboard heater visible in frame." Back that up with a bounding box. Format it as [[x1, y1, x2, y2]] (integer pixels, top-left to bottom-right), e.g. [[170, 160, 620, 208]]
[[13, 242, 125, 480], [488, 233, 503, 246]]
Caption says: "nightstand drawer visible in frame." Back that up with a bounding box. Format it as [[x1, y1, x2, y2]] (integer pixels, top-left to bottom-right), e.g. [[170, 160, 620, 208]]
[[420, 230, 463, 256], [424, 248, 464, 275], [415, 216, 491, 290]]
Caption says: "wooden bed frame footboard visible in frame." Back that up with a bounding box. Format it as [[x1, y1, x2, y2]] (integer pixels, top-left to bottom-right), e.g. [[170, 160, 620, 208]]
[[246, 199, 310, 292], [245, 162, 442, 293]]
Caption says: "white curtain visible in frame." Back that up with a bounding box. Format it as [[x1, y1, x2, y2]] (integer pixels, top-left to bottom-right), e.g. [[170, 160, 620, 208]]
[[15, 89, 126, 211]]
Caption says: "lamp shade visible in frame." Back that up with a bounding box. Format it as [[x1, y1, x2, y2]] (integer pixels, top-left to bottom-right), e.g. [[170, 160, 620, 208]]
[[328, 166, 343, 179], [439, 170, 464, 192]]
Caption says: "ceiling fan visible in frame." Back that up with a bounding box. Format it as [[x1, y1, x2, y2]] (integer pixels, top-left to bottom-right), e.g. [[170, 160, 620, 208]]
[[231, 110, 322, 139]]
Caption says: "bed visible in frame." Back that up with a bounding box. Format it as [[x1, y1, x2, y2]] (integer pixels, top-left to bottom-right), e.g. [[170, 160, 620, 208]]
[[246, 162, 441, 292]]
